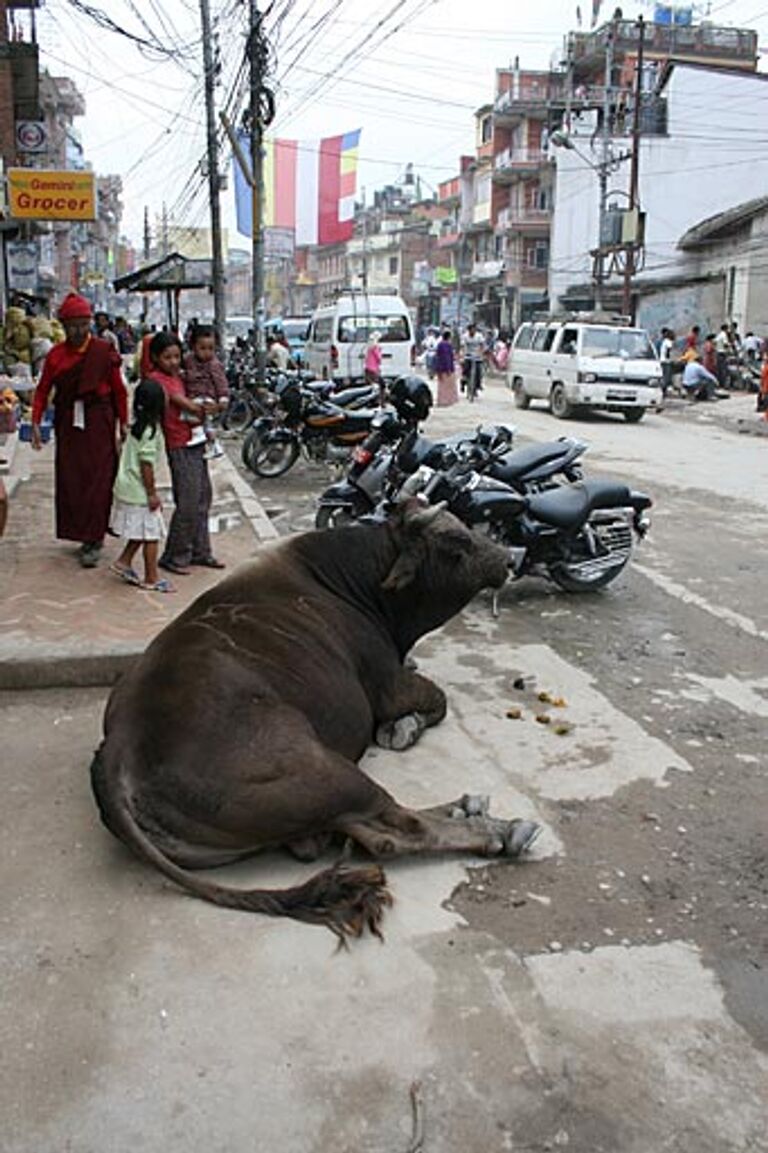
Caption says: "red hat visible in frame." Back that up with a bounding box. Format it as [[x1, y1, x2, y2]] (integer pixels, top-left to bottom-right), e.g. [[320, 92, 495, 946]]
[[58, 293, 92, 321]]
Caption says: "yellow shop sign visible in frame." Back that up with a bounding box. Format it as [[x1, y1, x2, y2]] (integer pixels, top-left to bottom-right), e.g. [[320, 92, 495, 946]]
[[8, 169, 96, 221]]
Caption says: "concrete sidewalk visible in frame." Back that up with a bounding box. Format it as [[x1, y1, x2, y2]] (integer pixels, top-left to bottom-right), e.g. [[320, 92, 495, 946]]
[[0, 436, 277, 689]]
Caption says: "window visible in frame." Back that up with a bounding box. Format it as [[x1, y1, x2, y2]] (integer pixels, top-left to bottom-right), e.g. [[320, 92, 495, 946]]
[[389, 256, 399, 276], [481, 115, 492, 143], [580, 327, 656, 360], [514, 324, 533, 349], [313, 317, 333, 341], [558, 327, 578, 355], [337, 314, 412, 343], [532, 325, 557, 352], [527, 241, 549, 269]]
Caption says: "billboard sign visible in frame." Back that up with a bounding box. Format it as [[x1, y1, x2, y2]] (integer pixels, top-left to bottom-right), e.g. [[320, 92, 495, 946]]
[[8, 168, 96, 221]]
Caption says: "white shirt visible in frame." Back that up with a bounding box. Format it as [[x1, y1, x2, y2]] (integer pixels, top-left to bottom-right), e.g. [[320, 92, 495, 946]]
[[714, 331, 731, 354], [660, 337, 673, 362]]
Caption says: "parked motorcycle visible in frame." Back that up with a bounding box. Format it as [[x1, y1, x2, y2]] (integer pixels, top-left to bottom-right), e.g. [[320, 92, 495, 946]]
[[240, 377, 382, 478], [400, 443, 651, 593], [315, 379, 588, 529]]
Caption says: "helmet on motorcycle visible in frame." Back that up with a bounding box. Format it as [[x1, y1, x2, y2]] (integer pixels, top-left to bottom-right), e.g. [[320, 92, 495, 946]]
[[389, 376, 432, 422]]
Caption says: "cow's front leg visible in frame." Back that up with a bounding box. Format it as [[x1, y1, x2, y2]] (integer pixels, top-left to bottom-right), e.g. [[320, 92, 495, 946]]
[[374, 669, 447, 751]]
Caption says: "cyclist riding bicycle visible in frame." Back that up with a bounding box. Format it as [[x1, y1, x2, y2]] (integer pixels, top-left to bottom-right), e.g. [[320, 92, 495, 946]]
[[461, 322, 486, 401]]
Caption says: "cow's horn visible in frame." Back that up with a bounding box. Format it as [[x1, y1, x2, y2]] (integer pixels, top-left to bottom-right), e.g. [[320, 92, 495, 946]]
[[406, 499, 447, 527]]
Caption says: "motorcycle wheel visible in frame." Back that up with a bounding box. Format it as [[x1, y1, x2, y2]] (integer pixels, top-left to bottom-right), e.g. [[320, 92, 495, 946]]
[[315, 503, 364, 530], [241, 425, 266, 469], [548, 564, 624, 593], [222, 392, 255, 433], [251, 437, 300, 478]]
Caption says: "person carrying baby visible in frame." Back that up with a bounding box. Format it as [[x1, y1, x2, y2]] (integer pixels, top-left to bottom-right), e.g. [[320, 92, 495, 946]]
[[182, 322, 230, 459]]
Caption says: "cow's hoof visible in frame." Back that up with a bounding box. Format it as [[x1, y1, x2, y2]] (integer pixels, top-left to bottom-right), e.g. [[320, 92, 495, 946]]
[[461, 793, 490, 818], [376, 713, 426, 751], [504, 820, 541, 858]]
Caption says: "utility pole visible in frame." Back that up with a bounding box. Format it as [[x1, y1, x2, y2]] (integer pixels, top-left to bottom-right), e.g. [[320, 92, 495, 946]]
[[200, 0, 226, 343], [142, 205, 151, 324], [622, 15, 645, 321], [249, 0, 269, 377], [595, 20, 614, 312], [361, 187, 368, 290]]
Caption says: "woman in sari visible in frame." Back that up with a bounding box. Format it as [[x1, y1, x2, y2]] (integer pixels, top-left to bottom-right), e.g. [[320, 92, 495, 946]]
[[31, 293, 128, 568]]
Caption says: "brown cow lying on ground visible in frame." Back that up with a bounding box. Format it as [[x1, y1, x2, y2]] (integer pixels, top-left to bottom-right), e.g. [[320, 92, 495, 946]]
[[91, 501, 540, 940]]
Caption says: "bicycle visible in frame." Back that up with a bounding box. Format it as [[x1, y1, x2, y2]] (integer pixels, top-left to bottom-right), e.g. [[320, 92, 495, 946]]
[[465, 357, 483, 403]]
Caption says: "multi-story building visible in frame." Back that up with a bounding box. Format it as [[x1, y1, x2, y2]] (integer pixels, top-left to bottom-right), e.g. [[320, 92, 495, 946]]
[[549, 14, 760, 314], [491, 66, 563, 330]]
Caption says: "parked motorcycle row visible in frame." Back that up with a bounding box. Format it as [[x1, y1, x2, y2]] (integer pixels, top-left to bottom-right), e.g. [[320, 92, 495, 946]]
[[229, 366, 653, 595]]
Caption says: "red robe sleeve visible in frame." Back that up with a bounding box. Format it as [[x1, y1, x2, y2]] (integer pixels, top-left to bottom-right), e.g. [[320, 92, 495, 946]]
[[31, 346, 62, 424], [110, 360, 129, 425]]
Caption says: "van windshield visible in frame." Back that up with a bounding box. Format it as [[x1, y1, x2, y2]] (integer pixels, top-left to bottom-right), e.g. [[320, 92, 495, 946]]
[[581, 327, 656, 360], [338, 314, 412, 343]]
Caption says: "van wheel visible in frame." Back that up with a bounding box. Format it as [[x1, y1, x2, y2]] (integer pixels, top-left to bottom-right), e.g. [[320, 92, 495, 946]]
[[512, 378, 530, 409], [550, 383, 573, 419], [623, 408, 645, 423]]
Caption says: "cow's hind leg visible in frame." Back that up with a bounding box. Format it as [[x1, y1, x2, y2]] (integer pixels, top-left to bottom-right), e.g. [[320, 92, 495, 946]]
[[375, 669, 447, 752], [338, 793, 540, 861]]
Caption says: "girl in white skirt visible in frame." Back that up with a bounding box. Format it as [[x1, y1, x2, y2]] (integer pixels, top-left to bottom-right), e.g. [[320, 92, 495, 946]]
[[109, 379, 174, 593]]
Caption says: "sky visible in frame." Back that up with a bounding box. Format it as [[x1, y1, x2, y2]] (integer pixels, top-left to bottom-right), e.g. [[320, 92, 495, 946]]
[[32, 0, 768, 251]]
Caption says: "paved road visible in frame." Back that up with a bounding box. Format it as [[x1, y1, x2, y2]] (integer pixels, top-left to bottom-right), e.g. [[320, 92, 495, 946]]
[[2, 381, 766, 1152]]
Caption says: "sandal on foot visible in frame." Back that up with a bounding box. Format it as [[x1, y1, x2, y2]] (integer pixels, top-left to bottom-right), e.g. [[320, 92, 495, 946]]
[[110, 562, 141, 586], [190, 556, 226, 569], [142, 578, 176, 593], [159, 559, 191, 576]]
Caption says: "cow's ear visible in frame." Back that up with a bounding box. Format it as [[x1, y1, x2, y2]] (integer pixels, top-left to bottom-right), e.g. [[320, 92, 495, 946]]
[[381, 541, 425, 591]]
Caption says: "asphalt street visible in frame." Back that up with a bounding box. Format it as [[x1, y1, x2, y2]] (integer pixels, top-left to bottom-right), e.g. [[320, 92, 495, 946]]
[[2, 379, 766, 1152]]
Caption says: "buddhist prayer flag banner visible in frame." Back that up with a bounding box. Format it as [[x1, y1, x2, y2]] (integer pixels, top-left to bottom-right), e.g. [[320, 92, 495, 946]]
[[235, 130, 361, 247]]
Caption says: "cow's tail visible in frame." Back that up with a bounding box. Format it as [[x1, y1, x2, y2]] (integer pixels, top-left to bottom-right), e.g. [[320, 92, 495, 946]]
[[90, 745, 393, 943]]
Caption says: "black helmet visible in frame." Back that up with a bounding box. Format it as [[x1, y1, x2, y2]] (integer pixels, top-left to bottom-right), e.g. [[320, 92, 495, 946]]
[[389, 375, 432, 422]]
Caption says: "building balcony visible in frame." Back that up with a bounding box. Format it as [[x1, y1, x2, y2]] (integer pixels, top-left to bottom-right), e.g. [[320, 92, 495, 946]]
[[492, 147, 550, 184], [437, 230, 460, 249], [569, 20, 757, 75], [504, 261, 548, 290], [493, 82, 564, 123], [496, 207, 550, 233]]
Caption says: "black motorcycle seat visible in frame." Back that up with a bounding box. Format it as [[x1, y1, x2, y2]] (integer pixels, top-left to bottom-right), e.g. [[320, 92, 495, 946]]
[[490, 441, 575, 482], [331, 386, 379, 407], [528, 480, 633, 529]]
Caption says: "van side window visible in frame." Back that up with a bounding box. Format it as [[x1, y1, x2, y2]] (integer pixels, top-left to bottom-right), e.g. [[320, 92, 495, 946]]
[[313, 317, 333, 341], [514, 325, 533, 350], [532, 326, 556, 352], [559, 328, 578, 355]]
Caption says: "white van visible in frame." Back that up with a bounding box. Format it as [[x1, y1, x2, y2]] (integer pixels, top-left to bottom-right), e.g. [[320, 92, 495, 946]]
[[304, 292, 415, 383], [507, 319, 662, 422]]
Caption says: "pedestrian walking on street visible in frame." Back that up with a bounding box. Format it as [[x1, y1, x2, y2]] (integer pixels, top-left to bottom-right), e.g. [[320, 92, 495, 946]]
[[147, 332, 224, 577], [758, 350, 768, 420], [434, 329, 458, 407], [684, 323, 701, 353], [659, 327, 675, 397], [461, 322, 486, 400], [702, 332, 718, 377], [714, 324, 732, 389], [364, 330, 385, 400], [31, 292, 128, 568], [109, 379, 174, 593]]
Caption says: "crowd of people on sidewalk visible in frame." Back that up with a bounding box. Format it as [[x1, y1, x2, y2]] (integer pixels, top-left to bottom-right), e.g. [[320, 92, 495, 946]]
[[656, 320, 768, 411], [28, 293, 231, 590]]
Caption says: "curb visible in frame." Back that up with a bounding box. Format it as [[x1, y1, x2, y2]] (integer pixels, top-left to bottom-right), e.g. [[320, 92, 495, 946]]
[[0, 648, 141, 692]]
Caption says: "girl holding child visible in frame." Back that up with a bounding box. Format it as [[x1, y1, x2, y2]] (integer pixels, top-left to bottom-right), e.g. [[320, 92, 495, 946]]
[[148, 331, 225, 577]]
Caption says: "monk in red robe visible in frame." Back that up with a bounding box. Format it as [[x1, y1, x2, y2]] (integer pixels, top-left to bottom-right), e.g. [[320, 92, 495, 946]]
[[32, 293, 128, 568]]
